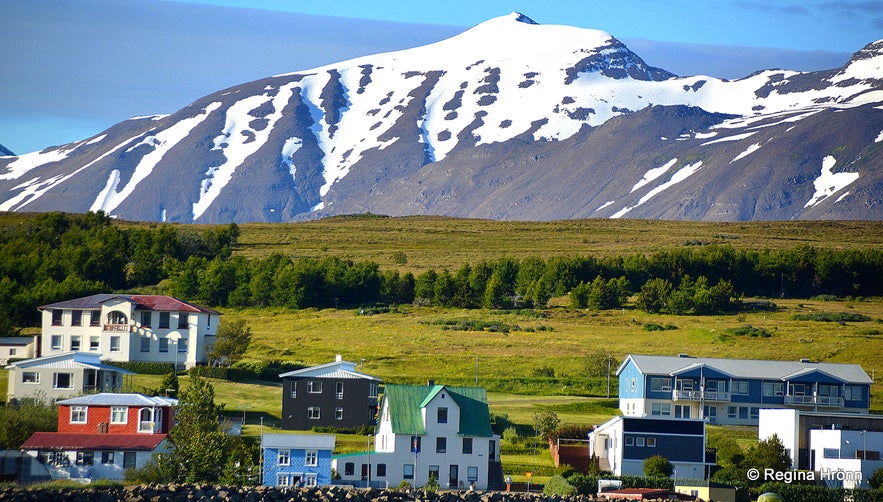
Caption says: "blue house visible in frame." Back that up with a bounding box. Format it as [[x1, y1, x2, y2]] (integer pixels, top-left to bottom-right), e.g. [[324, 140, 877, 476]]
[[261, 433, 335, 487], [618, 354, 872, 425]]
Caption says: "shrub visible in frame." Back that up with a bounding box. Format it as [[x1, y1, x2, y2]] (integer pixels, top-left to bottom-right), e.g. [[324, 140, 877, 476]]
[[643, 455, 673, 478], [107, 361, 174, 375], [791, 312, 871, 322], [543, 475, 577, 495], [726, 325, 773, 338]]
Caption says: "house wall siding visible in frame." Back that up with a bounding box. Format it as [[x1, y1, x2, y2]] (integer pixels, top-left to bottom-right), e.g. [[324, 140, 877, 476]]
[[262, 447, 333, 486], [281, 377, 377, 430]]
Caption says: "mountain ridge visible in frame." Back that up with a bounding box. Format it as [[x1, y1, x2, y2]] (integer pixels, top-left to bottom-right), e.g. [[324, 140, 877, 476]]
[[1, 13, 881, 222]]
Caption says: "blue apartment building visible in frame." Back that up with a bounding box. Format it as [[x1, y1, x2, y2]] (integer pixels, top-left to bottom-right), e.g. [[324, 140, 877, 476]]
[[618, 354, 872, 426], [261, 433, 335, 488]]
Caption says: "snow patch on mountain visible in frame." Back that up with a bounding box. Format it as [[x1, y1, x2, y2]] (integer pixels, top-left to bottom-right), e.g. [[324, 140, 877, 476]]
[[803, 155, 859, 208], [193, 83, 298, 220], [631, 158, 677, 193], [281, 137, 303, 182], [612, 161, 703, 218], [92, 101, 222, 214], [731, 143, 762, 163], [0, 144, 78, 181]]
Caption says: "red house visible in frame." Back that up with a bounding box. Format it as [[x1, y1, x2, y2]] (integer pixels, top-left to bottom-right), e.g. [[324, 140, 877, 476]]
[[20, 393, 176, 481]]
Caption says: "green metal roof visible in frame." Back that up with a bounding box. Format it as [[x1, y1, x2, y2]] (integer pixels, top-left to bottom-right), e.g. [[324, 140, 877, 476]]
[[384, 384, 493, 438]]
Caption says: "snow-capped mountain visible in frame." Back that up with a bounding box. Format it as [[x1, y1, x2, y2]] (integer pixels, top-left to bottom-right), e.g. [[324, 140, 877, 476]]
[[2, 13, 882, 222]]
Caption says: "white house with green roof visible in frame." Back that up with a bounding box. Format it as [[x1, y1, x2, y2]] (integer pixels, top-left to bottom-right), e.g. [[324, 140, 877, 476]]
[[332, 383, 502, 490]]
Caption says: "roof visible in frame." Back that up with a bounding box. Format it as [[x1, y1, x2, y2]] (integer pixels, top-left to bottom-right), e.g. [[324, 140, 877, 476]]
[[278, 356, 381, 381], [5, 352, 134, 374], [38, 294, 219, 315], [21, 432, 167, 451], [261, 433, 336, 450], [0, 337, 35, 346], [383, 384, 494, 437], [618, 354, 872, 384], [57, 393, 177, 407]]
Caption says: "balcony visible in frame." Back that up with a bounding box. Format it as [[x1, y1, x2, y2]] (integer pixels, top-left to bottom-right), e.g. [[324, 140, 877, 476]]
[[784, 395, 845, 407], [104, 323, 133, 332], [672, 389, 731, 402]]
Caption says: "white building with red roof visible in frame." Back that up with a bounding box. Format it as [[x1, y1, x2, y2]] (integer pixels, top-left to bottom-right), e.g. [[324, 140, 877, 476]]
[[38, 294, 220, 369], [20, 393, 176, 481]]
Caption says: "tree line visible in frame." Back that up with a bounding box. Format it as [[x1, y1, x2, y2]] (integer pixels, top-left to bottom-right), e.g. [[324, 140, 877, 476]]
[[2, 212, 882, 330]]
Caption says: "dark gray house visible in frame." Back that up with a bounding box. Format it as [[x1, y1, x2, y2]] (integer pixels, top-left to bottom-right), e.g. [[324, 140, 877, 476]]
[[280, 355, 381, 431]]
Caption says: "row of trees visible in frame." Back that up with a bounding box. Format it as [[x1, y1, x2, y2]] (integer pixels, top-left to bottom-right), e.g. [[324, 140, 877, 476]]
[[2, 212, 883, 327], [0, 211, 239, 327]]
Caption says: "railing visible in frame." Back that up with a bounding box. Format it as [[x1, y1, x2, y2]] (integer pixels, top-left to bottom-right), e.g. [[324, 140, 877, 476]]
[[139, 421, 156, 433], [672, 389, 731, 402], [784, 395, 845, 407], [104, 324, 133, 332]]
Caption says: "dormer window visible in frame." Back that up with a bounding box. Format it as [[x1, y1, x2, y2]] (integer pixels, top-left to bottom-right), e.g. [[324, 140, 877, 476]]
[[437, 407, 448, 424]]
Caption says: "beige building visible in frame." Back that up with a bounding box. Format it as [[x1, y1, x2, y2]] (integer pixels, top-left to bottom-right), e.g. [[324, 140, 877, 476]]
[[38, 294, 220, 369], [0, 337, 36, 365], [6, 351, 131, 403]]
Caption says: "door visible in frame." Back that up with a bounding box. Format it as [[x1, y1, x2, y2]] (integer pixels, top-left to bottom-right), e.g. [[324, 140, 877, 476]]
[[449, 465, 459, 489]]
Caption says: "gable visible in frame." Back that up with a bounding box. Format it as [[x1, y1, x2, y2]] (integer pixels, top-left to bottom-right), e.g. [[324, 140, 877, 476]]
[[383, 384, 492, 437]]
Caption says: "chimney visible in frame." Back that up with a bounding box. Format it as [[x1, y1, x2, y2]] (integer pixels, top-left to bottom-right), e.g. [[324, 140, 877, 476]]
[[335, 354, 342, 362], [428, 379, 435, 387]]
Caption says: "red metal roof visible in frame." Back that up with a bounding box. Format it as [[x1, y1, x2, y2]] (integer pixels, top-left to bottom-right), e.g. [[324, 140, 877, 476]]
[[130, 295, 219, 314], [20, 432, 167, 451]]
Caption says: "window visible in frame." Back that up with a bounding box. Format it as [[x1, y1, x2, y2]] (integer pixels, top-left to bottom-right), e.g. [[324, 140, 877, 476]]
[[89, 311, 100, 327], [844, 386, 863, 401], [308, 407, 320, 420], [159, 312, 170, 329], [111, 406, 128, 424], [750, 407, 760, 420], [625, 436, 634, 446], [436, 437, 447, 453], [110, 336, 120, 352], [437, 407, 448, 423], [22, 371, 39, 384], [278, 449, 290, 466], [9, 348, 15, 356], [335, 407, 344, 420], [70, 405, 87, 423], [140, 336, 150, 352], [403, 464, 414, 479], [51, 310, 63, 326], [819, 384, 840, 397], [651, 403, 671, 416], [370, 382, 379, 398], [70, 335, 81, 351], [336, 381, 344, 399], [50, 335, 62, 351], [739, 407, 749, 420], [344, 462, 355, 476], [305, 450, 318, 466], [650, 378, 671, 392], [123, 451, 136, 469], [178, 313, 189, 329], [727, 406, 737, 419], [89, 336, 100, 351], [71, 310, 83, 326], [159, 338, 169, 353], [732, 380, 750, 396], [647, 437, 657, 447], [763, 382, 785, 397], [376, 464, 387, 477], [630, 378, 637, 392], [54, 372, 73, 389], [289, 382, 297, 398], [467, 466, 478, 482], [140, 312, 152, 328], [76, 451, 94, 466], [101, 451, 114, 465], [304, 475, 318, 487], [823, 448, 840, 459], [277, 474, 290, 486], [462, 437, 473, 454], [178, 338, 188, 353], [308, 381, 322, 393], [107, 311, 128, 325], [636, 437, 645, 447], [429, 465, 440, 483]]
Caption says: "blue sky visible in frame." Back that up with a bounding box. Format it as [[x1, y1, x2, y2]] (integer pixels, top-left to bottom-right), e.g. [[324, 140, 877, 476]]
[[2, 0, 880, 155]]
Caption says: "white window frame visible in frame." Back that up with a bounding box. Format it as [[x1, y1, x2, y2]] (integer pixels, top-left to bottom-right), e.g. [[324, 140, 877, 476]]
[[70, 405, 88, 424], [732, 380, 750, 396], [335, 407, 343, 420], [50, 335, 62, 351], [636, 437, 646, 447], [625, 436, 634, 446], [336, 381, 344, 399], [53, 372, 74, 389], [89, 336, 100, 351], [70, 335, 81, 351], [305, 450, 318, 467], [278, 449, 291, 466], [22, 371, 40, 384], [277, 473, 290, 486], [304, 474, 318, 487], [111, 406, 128, 424], [647, 437, 657, 447], [308, 380, 322, 393], [308, 407, 320, 420], [110, 336, 121, 352]]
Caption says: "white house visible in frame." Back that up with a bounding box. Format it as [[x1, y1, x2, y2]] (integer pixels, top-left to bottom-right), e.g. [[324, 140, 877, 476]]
[[759, 408, 883, 489], [0, 336, 36, 365], [588, 416, 711, 480], [6, 352, 132, 403], [38, 294, 220, 369], [332, 383, 502, 490]]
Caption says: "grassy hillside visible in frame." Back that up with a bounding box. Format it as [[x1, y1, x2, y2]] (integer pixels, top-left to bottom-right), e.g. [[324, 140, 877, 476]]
[[231, 217, 883, 271]]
